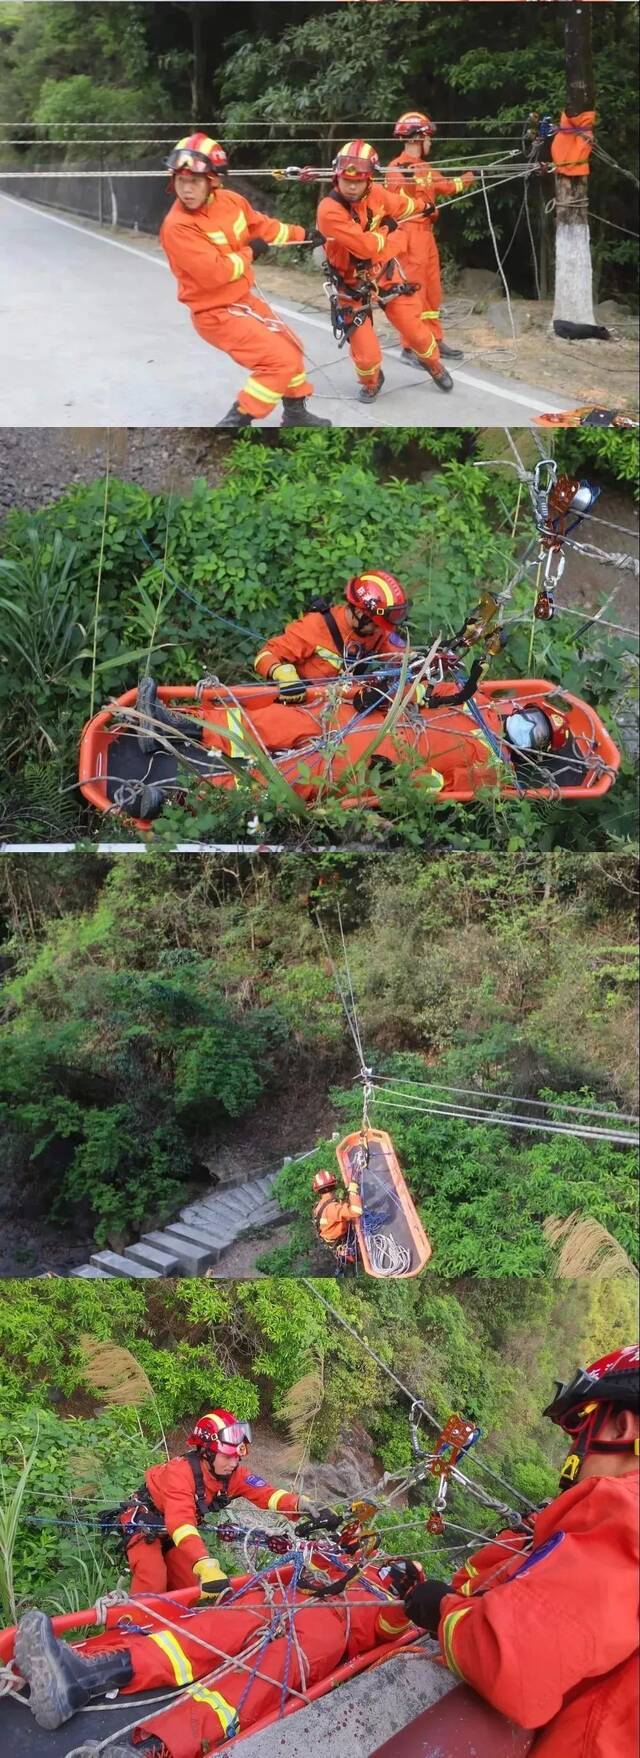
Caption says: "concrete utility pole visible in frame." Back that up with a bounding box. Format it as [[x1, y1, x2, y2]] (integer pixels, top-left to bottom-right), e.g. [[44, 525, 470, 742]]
[[552, 2, 597, 327]]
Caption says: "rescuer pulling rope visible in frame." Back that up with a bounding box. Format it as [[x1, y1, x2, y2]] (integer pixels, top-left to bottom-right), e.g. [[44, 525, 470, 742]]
[[386, 110, 475, 364], [316, 140, 456, 399], [159, 133, 330, 430]]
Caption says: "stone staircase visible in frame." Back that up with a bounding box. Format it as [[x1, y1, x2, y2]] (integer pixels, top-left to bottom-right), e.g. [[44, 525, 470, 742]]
[[71, 1161, 304, 1279]]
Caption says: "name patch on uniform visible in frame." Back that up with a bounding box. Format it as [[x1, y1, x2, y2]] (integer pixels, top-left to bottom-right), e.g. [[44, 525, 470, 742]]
[[244, 1474, 268, 1487], [514, 1532, 565, 1578]]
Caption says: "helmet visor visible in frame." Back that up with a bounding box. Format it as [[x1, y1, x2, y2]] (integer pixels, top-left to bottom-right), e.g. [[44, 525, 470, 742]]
[[217, 1421, 252, 1452], [169, 149, 214, 176]]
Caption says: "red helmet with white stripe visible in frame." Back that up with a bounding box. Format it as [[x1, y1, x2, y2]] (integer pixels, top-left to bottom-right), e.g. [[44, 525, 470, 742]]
[[312, 1170, 337, 1195], [333, 140, 379, 183], [544, 1347, 640, 1488], [187, 1409, 252, 1457], [393, 112, 436, 140], [167, 132, 228, 176], [345, 571, 409, 627]]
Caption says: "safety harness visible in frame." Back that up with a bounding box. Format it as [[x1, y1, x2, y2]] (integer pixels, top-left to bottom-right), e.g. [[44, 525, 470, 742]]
[[108, 1452, 225, 1550], [320, 192, 419, 345]]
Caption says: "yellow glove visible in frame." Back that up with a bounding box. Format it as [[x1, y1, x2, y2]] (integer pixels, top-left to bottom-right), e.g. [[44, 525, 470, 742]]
[[271, 664, 306, 705], [193, 1557, 231, 1598], [347, 1181, 360, 1196]]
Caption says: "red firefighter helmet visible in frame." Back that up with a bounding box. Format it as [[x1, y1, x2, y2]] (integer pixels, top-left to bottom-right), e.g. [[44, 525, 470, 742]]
[[312, 1170, 337, 1195], [393, 112, 436, 140], [332, 140, 380, 184], [167, 133, 228, 177], [345, 571, 409, 627], [187, 1409, 252, 1457], [543, 1347, 640, 1488]]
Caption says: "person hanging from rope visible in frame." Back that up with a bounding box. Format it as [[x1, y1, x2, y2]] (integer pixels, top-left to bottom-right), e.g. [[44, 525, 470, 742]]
[[312, 1168, 364, 1269], [105, 1409, 335, 1597], [254, 571, 409, 701], [14, 1552, 413, 1751], [386, 112, 475, 364], [159, 134, 330, 430], [392, 1346, 640, 1757], [316, 141, 455, 399]]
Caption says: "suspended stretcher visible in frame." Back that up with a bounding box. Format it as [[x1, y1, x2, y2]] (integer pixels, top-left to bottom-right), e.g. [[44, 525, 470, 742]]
[[335, 1127, 432, 1278], [0, 1565, 532, 1758], [78, 675, 620, 829]]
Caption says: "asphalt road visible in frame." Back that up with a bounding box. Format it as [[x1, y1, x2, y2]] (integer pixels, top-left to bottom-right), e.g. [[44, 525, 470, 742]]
[[0, 193, 571, 427]]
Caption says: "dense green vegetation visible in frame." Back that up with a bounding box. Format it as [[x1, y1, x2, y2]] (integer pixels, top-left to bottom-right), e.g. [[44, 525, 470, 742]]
[[0, 853, 636, 1270], [0, 1274, 636, 1620], [0, 2, 637, 298], [1, 428, 637, 850]]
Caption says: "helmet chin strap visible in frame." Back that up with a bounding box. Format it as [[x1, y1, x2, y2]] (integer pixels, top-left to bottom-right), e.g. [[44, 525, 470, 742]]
[[559, 1402, 639, 1488]]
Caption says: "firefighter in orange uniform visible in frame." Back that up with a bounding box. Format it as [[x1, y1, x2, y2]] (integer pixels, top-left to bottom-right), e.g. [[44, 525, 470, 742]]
[[316, 141, 454, 399], [254, 572, 409, 701], [386, 111, 475, 363], [115, 1409, 332, 1596], [160, 133, 330, 429], [398, 1346, 640, 1758], [16, 1556, 411, 1754], [312, 1169, 364, 1267]]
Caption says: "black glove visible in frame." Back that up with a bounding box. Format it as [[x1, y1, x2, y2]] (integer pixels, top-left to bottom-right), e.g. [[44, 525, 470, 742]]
[[419, 203, 438, 221], [275, 680, 307, 705], [250, 237, 270, 260], [353, 684, 388, 714], [404, 1577, 452, 1634], [304, 227, 325, 246], [298, 1504, 342, 1532], [379, 215, 399, 234], [386, 1557, 425, 1598]]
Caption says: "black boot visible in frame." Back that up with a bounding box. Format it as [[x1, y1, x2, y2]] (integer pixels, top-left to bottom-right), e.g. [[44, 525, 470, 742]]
[[439, 341, 464, 362], [280, 397, 332, 428], [424, 361, 454, 392], [136, 676, 204, 754], [15, 1609, 134, 1731], [357, 369, 385, 403], [216, 402, 254, 428], [113, 779, 167, 821]]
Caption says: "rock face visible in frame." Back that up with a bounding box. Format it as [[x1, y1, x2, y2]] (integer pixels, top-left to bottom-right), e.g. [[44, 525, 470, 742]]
[[487, 299, 533, 338]]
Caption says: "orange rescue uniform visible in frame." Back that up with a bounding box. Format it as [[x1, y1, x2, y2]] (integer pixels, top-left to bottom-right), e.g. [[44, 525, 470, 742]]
[[316, 183, 442, 389], [254, 601, 404, 682], [386, 152, 474, 341], [121, 1454, 302, 1595], [160, 190, 312, 419], [314, 1183, 364, 1247], [74, 1560, 412, 1757], [436, 1473, 639, 1757]]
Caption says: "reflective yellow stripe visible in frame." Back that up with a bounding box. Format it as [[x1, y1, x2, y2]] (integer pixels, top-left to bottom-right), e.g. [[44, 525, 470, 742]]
[[225, 709, 248, 759], [464, 1560, 478, 1578], [369, 210, 384, 227], [267, 1490, 291, 1511], [421, 309, 440, 320], [255, 648, 274, 670], [244, 377, 281, 406], [233, 212, 248, 238], [355, 362, 380, 378], [172, 1524, 201, 1547], [372, 230, 386, 252], [378, 1613, 409, 1636], [207, 230, 228, 244], [315, 646, 343, 669], [191, 1685, 238, 1736], [454, 177, 464, 193], [229, 252, 246, 282], [149, 1630, 194, 1685], [288, 372, 307, 387], [441, 1606, 472, 1678], [273, 221, 290, 246], [402, 195, 416, 216], [416, 336, 438, 359]]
